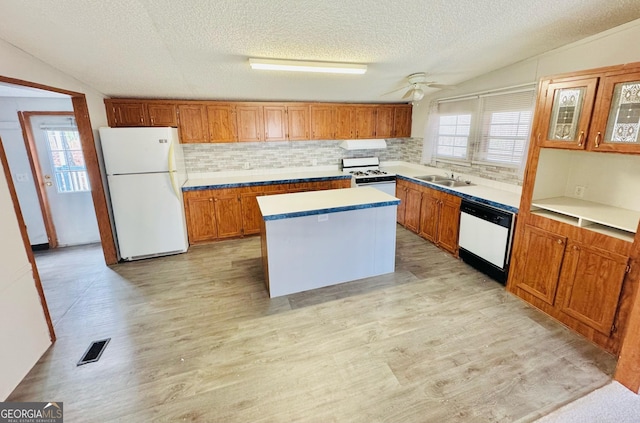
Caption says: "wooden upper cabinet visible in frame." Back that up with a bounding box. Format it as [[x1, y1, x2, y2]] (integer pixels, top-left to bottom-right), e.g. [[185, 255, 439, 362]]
[[310, 105, 335, 139], [335, 106, 355, 139], [538, 77, 599, 150], [264, 105, 287, 141], [394, 105, 412, 137], [177, 104, 209, 143], [556, 241, 628, 335], [287, 104, 310, 141], [375, 106, 395, 138], [207, 104, 237, 142], [355, 106, 376, 138], [147, 103, 178, 127], [236, 104, 263, 142], [107, 101, 148, 127], [588, 71, 640, 153]]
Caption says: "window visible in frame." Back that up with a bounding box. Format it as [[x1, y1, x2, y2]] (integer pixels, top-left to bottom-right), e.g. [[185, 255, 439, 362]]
[[45, 129, 90, 193], [433, 88, 536, 168]]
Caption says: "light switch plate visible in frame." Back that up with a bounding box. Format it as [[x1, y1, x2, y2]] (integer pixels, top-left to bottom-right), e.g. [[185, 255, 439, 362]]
[[574, 185, 585, 198]]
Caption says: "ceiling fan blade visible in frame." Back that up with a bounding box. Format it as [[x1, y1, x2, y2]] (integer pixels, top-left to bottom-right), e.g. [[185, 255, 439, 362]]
[[401, 89, 414, 100], [381, 84, 411, 97], [427, 83, 457, 89]]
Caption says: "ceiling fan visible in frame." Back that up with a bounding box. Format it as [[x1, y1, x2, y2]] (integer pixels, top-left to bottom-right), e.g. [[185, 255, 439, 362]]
[[384, 73, 456, 102]]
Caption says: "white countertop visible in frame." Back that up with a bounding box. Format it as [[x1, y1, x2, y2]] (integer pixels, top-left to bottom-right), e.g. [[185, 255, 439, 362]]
[[257, 187, 400, 220]]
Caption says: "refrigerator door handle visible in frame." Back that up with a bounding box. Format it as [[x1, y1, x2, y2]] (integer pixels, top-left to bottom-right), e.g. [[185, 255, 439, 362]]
[[168, 140, 180, 199]]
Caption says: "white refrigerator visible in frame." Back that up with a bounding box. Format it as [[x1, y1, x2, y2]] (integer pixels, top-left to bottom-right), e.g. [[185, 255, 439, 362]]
[[99, 127, 188, 261]]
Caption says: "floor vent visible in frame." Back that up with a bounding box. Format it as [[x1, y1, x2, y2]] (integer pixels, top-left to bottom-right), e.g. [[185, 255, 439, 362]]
[[77, 338, 110, 366]]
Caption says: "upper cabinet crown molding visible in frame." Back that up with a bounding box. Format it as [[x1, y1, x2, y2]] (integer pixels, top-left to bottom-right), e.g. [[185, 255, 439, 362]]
[[104, 99, 412, 143]]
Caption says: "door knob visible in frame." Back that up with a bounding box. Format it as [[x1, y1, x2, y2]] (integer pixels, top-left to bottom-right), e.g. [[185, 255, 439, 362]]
[[44, 175, 51, 179], [45, 181, 53, 186]]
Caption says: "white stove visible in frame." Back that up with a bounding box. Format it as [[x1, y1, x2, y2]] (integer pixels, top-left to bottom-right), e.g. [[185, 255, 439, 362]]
[[342, 157, 396, 195]]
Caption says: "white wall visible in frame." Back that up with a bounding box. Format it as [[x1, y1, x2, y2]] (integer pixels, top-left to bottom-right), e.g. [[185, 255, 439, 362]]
[[0, 97, 74, 244], [0, 38, 108, 400], [413, 18, 640, 154]]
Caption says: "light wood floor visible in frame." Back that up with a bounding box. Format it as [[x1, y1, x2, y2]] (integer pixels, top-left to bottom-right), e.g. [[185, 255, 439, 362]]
[[10, 226, 616, 422]]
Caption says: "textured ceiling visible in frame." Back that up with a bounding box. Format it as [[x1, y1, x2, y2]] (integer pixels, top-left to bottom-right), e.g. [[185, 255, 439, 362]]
[[1, 0, 640, 102]]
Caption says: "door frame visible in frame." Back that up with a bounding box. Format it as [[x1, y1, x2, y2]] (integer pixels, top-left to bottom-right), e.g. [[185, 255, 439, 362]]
[[0, 75, 117, 265], [18, 111, 77, 248]]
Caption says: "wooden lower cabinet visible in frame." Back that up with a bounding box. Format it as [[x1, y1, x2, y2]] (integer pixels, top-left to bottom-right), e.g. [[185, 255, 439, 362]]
[[507, 215, 632, 353], [397, 180, 461, 256], [186, 180, 350, 244]]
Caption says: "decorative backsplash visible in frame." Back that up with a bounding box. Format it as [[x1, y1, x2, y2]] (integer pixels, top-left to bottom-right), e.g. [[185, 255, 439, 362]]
[[183, 138, 424, 174]]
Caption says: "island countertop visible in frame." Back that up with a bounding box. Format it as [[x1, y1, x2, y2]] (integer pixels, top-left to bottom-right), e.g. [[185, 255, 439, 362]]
[[257, 187, 400, 221]]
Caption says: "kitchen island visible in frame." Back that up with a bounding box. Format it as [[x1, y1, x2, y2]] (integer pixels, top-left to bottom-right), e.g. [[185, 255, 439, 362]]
[[257, 187, 400, 298]]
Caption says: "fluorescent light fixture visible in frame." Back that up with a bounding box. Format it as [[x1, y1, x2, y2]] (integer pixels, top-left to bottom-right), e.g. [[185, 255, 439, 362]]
[[249, 58, 367, 74]]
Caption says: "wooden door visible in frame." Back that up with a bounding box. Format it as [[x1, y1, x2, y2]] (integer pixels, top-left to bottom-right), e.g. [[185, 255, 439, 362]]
[[264, 105, 287, 141], [148, 103, 178, 127], [287, 105, 310, 140], [335, 106, 355, 139], [213, 193, 243, 238], [556, 241, 628, 335], [418, 188, 439, 242], [588, 71, 640, 153], [236, 104, 263, 142], [184, 194, 217, 243], [394, 105, 412, 137], [510, 225, 566, 305], [207, 104, 237, 142], [310, 105, 335, 139], [109, 102, 148, 126], [404, 186, 422, 233], [437, 193, 461, 255], [355, 107, 376, 138], [537, 77, 598, 150], [177, 104, 208, 143], [375, 106, 395, 138]]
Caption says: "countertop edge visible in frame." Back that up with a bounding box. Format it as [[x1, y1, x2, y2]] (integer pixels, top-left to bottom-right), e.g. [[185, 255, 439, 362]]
[[262, 200, 400, 221]]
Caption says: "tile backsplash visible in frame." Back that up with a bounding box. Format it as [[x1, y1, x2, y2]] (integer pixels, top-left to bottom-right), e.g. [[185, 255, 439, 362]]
[[183, 138, 424, 174]]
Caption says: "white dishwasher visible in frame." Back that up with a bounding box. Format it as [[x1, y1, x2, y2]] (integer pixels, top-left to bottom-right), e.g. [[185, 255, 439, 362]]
[[458, 199, 515, 284]]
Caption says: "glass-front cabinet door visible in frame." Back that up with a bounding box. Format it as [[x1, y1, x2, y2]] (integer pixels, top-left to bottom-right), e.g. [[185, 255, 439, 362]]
[[589, 72, 640, 153], [538, 78, 598, 149]]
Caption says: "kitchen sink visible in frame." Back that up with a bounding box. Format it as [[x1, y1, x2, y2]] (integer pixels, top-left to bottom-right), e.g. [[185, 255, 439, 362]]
[[434, 179, 475, 188], [413, 174, 451, 182]]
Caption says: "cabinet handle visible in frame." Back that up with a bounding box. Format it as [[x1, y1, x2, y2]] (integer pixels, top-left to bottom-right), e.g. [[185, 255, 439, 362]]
[[595, 132, 601, 147], [537, 133, 541, 143], [572, 245, 579, 251], [556, 239, 563, 244], [577, 131, 584, 147]]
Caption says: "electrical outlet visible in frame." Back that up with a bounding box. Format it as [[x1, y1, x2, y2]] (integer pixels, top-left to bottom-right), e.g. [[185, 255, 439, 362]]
[[574, 185, 585, 198], [311, 159, 318, 166], [243, 162, 251, 169]]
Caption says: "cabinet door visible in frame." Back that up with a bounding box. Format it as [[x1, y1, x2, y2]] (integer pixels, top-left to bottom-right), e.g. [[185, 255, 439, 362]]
[[335, 106, 355, 139], [538, 78, 598, 149], [375, 106, 395, 138], [396, 184, 407, 225], [264, 105, 287, 141], [177, 105, 209, 143], [418, 189, 439, 242], [310, 105, 335, 139], [404, 187, 422, 233], [355, 107, 376, 138], [556, 241, 628, 335], [241, 187, 288, 235], [287, 105, 310, 140], [110, 102, 148, 127], [588, 71, 640, 153], [148, 103, 178, 127], [394, 105, 412, 137], [511, 225, 566, 305], [236, 104, 263, 142], [213, 193, 243, 238], [184, 194, 217, 243], [207, 104, 237, 143], [437, 193, 461, 255]]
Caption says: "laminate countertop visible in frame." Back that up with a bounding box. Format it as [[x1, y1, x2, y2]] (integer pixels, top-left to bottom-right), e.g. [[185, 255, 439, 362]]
[[257, 187, 400, 221]]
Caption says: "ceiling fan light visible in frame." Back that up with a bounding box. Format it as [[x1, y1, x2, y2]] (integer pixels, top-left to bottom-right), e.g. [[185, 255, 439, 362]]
[[412, 88, 425, 101], [249, 58, 367, 74]]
